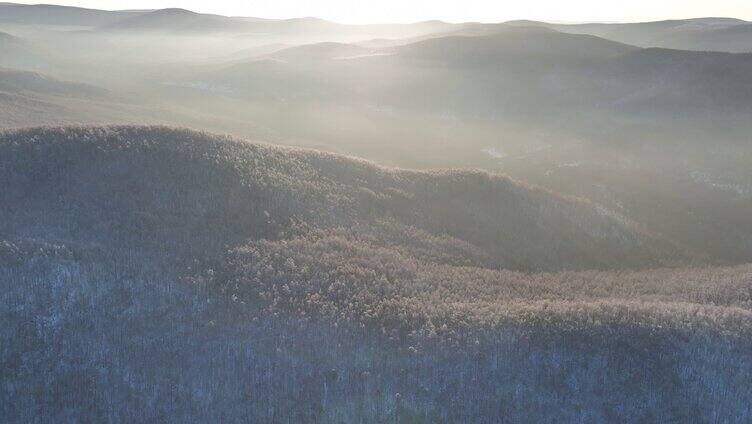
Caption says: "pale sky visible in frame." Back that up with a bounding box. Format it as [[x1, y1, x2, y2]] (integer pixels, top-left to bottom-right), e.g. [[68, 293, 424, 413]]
[[11, 0, 752, 24]]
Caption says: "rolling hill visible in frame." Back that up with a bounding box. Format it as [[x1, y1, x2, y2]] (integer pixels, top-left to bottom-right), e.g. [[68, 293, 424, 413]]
[[96, 6, 451, 40], [0, 2, 145, 27], [189, 27, 752, 120], [100, 8, 249, 33], [0, 126, 684, 272], [508, 18, 752, 53], [395, 26, 638, 64], [2, 21, 751, 268], [1, 126, 750, 423], [657, 23, 752, 53], [1, 6, 752, 424]]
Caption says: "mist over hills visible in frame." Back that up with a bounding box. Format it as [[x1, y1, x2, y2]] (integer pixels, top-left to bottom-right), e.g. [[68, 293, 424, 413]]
[[2, 4, 752, 265], [2, 3, 752, 423], [95, 6, 453, 41], [0, 30, 50, 70], [189, 26, 752, 119], [4, 2, 751, 52], [507, 18, 752, 53], [100, 8, 254, 33], [2, 3, 752, 265], [0, 68, 106, 96], [669, 23, 752, 52], [395, 27, 638, 64]]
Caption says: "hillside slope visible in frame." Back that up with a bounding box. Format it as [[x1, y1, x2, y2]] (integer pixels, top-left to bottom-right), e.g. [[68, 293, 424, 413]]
[[0, 126, 683, 272]]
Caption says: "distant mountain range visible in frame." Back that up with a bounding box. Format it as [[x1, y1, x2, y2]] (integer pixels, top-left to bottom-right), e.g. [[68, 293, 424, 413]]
[[508, 18, 752, 53], [190, 26, 752, 120], [2, 3, 751, 52]]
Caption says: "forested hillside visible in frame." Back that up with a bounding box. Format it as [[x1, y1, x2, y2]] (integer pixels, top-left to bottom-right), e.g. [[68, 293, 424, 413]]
[[2, 126, 750, 423], [0, 126, 682, 272]]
